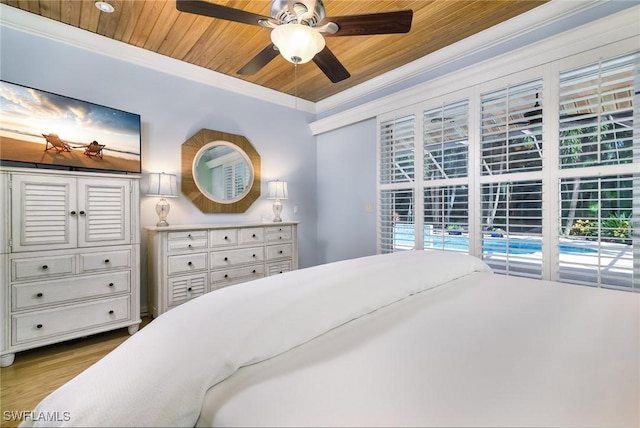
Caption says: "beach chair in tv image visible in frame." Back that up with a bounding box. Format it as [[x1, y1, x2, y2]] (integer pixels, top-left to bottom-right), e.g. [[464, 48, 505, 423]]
[[84, 141, 105, 159], [42, 133, 72, 153]]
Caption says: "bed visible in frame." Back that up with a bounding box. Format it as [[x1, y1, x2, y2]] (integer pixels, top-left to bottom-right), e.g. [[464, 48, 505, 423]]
[[22, 251, 639, 427]]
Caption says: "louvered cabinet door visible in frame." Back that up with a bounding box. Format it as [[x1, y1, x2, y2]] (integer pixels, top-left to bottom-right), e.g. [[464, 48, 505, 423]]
[[11, 175, 77, 252], [77, 178, 131, 247]]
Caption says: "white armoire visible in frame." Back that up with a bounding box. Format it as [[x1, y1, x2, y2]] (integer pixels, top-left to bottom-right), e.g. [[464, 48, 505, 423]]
[[0, 168, 141, 367]]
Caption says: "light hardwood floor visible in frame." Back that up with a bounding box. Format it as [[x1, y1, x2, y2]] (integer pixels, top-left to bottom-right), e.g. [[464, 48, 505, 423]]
[[0, 318, 150, 428]]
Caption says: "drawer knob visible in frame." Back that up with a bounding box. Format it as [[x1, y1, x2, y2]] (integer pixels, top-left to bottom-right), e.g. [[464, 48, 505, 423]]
[[187, 261, 193, 266], [187, 287, 192, 292], [279, 250, 283, 254], [108, 283, 114, 287], [252, 234, 256, 238], [188, 234, 192, 238], [36, 292, 43, 298], [42, 265, 48, 270], [279, 271, 283, 274], [224, 274, 228, 278], [79, 210, 86, 215], [70, 210, 77, 215], [224, 257, 228, 261], [252, 269, 256, 274], [224, 236, 228, 240], [36, 324, 43, 329], [252, 254, 256, 258], [104, 259, 110, 263], [108, 310, 114, 315], [279, 236, 282, 240], [188, 244, 192, 248]]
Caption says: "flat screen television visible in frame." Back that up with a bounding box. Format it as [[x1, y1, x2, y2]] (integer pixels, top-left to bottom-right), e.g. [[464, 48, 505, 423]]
[[0, 80, 141, 174]]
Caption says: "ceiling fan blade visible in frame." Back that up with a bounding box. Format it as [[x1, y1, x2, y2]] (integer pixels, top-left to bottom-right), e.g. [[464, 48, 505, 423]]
[[313, 47, 350, 83], [176, 0, 275, 26], [321, 10, 413, 37], [237, 43, 280, 75]]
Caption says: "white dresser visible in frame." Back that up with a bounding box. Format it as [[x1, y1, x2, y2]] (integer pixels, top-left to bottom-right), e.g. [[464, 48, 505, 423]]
[[0, 168, 141, 367], [145, 222, 298, 317]]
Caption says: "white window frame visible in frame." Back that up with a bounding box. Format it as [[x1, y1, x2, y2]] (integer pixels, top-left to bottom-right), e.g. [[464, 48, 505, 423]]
[[377, 41, 639, 291]]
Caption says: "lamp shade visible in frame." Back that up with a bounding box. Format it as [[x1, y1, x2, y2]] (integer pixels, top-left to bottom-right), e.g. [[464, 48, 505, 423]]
[[147, 172, 178, 197], [270, 24, 325, 64], [267, 180, 288, 200]]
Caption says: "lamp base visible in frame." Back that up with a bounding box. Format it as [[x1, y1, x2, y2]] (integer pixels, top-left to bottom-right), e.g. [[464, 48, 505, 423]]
[[272, 199, 283, 222], [156, 197, 171, 227]]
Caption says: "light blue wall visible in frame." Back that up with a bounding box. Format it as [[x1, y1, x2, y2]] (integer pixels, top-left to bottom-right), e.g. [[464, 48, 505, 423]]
[[0, 26, 320, 305], [316, 119, 377, 264]]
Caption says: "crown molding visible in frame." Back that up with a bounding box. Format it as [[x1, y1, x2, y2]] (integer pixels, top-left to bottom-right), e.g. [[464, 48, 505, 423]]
[[309, 2, 640, 135], [0, 4, 316, 115], [315, 0, 605, 115]]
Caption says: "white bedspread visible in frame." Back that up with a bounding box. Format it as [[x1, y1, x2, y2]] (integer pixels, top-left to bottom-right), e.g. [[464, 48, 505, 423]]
[[197, 269, 640, 427], [23, 251, 491, 427]]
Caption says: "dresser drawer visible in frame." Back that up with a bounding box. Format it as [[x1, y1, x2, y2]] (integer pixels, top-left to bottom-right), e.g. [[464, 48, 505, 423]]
[[267, 243, 292, 260], [210, 264, 264, 290], [239, 227, 264, 245], [12, 271, 131, 311], [168, 230, 207, 240], [211, 247, 264, 268], [266, 261, 293, 276], [210, 229, 238, 247], [168, 252, 207, 275], [80, 249, 131, 272], [11, 255, 75, 281], [167, 273, 207, 307], [12, 296, 131, 345], [167, 230, 208, 252], [167, 238, 208, 252], [266, 225, 292, 242]]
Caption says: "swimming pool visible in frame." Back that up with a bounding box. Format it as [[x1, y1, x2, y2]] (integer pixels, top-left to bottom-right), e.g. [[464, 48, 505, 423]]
[[393, 225, 597, 255]]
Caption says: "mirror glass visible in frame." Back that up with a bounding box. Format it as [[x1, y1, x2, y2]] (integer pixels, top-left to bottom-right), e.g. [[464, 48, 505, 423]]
[[192, 141, 254, 204]]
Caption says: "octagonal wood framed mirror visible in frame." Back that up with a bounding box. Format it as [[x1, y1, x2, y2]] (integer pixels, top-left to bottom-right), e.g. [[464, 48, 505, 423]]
[[182, 128, 261, 213]]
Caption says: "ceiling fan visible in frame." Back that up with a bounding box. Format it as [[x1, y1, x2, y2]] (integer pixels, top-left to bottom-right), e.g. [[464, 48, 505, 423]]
[[513, 93, 597, 126], [176, 0, 413, 83]]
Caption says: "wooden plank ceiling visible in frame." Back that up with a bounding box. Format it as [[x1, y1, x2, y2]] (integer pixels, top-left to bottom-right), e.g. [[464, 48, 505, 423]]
[[2, 0, 548, 102]]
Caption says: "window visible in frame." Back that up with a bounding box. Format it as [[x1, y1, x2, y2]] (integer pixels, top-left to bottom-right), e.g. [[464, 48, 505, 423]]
[[377, 51, 638, 291], [481, 81, 543, 175], [424, 101, 469, 180], [223, 161, 250, 200], [559, 53, 636, 169], [379, 114, 416, 254], [481, 180, 543, 278], [424, 185, 469, 252], [559, 175, 636, 289], [557, 52, 638, 291], [479, 81, 544, 279], [422, 101, 470, 252]]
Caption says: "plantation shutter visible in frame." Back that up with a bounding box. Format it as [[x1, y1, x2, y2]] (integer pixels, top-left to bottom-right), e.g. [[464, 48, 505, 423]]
[[423, 185, 469, 252], [422, 100, 470, 253], [224, 165, 234, 199], [481, 180, 543, 279], [557, 51, 638, 290], [559, 176, 636, 289], [379, 114, 416, 253], [423, 101, 469, 180], [480, 80, 543, 175], [559, 52, 638, 168]]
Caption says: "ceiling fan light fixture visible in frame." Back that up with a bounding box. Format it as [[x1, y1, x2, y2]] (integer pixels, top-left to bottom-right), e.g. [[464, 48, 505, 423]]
[[270, 24, 325, 64]]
